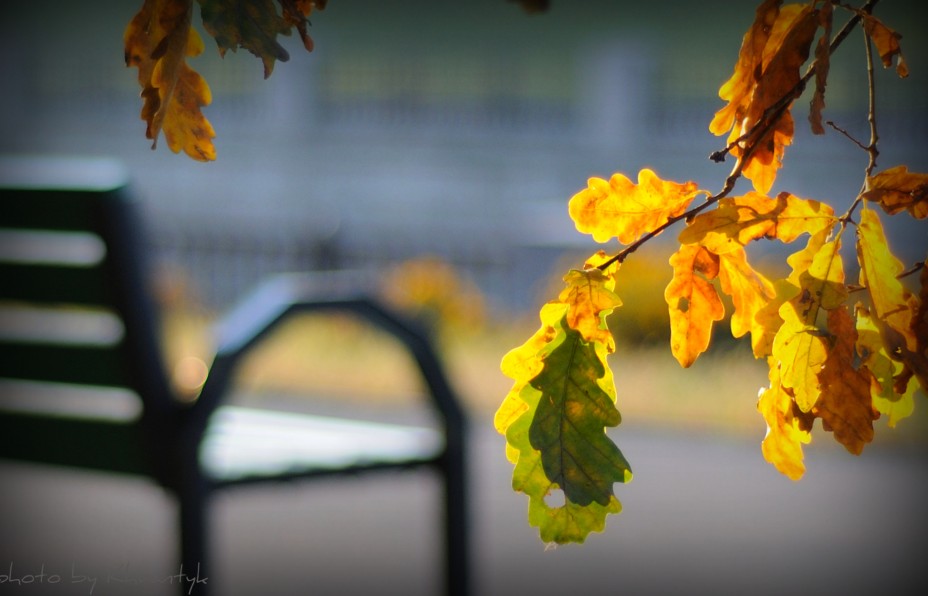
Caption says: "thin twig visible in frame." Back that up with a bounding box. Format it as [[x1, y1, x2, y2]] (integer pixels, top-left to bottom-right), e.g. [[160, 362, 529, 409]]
[[839, 8, 881, 228], [826, 120, 869, 150]]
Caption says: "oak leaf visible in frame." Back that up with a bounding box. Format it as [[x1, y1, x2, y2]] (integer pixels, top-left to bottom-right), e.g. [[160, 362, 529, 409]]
[[808, 0, 833, 135], [856, 207, 918, 352], [125, 0, 216, 161], [528, 321, 631, 508], [198, 0, 292, 78], [497, 253, 630, 543], [559, 266, 622, 348], [758, 359, 811, 481], [772, 238, 845, 412], [856, 305, 916, 427], [279, 0, 327, 52], [862, 14, 909, 77], [814, 307, 878, 454], [717, 247, 776, 349], [861, 165, 928, 219], [568, 170, 703, 245], [665, 244, 725, 368], [711, 3, 819, 194], [679, 191, 836, 254], [496, 302, 567, 462]]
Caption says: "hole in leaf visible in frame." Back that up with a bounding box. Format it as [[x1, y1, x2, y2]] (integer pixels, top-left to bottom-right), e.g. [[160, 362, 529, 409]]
[[544, 488, 566, 508]]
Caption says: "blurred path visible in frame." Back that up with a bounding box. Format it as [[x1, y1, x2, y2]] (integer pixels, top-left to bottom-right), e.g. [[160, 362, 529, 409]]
[[2, 418, 926, 596]]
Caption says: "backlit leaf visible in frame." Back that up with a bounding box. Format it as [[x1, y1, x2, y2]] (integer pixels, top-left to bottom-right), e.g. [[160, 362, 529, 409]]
[[862, 14, 909, 77], [758, 358, 811, 481], [861, 165, 928, 219], [712, 3, 819, 194], [665, 244, 725, 368], [753, 278, 799, 359], [717, 247, 776, 347], [710, 0, 782, 138], [497, 254, 630, 543], [772, 313, 826, 413], [559, 266, 622, 348], [568, 169, 703, 244], [856, 305, 916, 427], [814, 307, 878, 454], [528, 321, 631, 508], [124, 0, 216, 160], [679, 191, 836, 254], [772, 238, 845, 412], [856, 206, 918, 352]]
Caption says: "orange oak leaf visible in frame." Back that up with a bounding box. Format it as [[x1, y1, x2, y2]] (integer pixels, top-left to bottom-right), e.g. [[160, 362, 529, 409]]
[[568, 170, 703, 245], [862, 14, 909, 78], [679, 191, 836, 254], [814, 307, 878, 454], [717, 247, 776, 348], [125, 0, 215, 161], [665, 244, 725, 368], [809, 1, 833, 135], [712, 3, 819, 194], [709, 0, 782, 138], [280, 0, 327, 52], [861, 165, 928, 219]]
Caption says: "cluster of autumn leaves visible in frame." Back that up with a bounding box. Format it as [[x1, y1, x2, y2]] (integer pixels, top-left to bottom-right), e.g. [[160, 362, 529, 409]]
[[124, 0, 326, 161], [497, 0, 926, 543], [123, 0, 924, 546]]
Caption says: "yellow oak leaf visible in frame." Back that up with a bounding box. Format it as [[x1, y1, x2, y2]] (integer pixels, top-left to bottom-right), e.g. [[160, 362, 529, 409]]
[[717, 247, 776, 347], [124, 0, 216, 161], [665, 244, 725, 368], [856, 206, 918, 352], [753, 278, 799, 359], [559, 265, 622, 348], [814, 307, 878, 455], [568, 170, 703, 245], [758, 358, 811, 481], [773, 312, 826, 413], [861, 165, 928, 219], [679, 191, 836, 254], [856, 304, 916, 427], [773, 238, 844, 412], [862, 14, 909, 78]]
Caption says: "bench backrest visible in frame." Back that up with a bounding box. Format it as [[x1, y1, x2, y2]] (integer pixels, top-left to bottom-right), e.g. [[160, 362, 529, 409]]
[[0, 157, 175, 475]]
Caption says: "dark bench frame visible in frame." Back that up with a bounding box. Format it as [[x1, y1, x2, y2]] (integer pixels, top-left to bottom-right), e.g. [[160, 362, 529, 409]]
[[0, 157, 469, 595]]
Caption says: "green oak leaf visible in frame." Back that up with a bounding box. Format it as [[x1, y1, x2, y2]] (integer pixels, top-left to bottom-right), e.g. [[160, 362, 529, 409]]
[[506, 315, 631, 543]]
